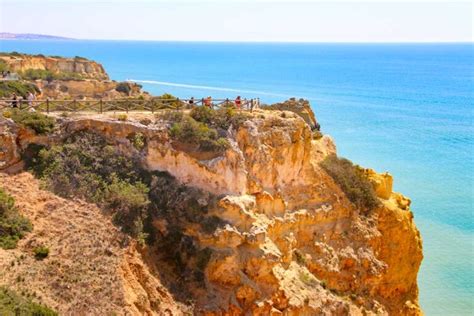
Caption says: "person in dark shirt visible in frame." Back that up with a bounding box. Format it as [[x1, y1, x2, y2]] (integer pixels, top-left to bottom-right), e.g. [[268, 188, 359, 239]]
[[11, 93, 18, 108]]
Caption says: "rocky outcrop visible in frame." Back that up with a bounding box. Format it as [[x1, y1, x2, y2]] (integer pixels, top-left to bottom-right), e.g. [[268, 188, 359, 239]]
[[0, 108, 423, 315], [265, 98, 320, 131], [0, 53, 148, 99], [0, 54, 108, 80], [35, 80, 145, 99]]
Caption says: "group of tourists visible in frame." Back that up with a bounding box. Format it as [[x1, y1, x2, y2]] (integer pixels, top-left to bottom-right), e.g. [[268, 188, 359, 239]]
[[6, 94, 260, 112], [189, 96, 260, 111], [9, 92, 36, 109]]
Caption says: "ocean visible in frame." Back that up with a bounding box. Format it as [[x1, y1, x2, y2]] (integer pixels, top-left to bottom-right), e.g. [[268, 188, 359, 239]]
[[0, 40, 472, 315]]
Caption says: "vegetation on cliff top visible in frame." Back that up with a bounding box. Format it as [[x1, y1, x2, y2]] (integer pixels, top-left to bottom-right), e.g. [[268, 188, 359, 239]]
[[0, 52, 89, 61], [24, 130, 221, 295], [0, 81, 40, 98], [0, 188, 32, 249], [0, 286, 57, 316], [30, 132, 149, 238], [6, 109, 55, 135], [19, 69, 84, 81], [159, 105, 250, 153], [320, 155, 380, 213]]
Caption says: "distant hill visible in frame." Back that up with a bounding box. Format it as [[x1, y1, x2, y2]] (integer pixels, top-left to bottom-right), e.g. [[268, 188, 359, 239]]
[[0, 32, 74, 40]]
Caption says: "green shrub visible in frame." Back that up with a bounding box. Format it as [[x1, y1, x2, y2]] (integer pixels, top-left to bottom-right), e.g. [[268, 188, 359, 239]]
[[155, 110, 183, 123], [2, 109, 12, 119], [19, 69, 53, 81], [169, 116, 229, 152], [31, 132, 150, 238], [294, 249, 306, 265], [313, 130, 323, 140], [0, 188, 32, 249], [74, 56, 88, 61], [190, 106, 250, 130], [0, 81, 40, 98], [153, 93, 183, 109], [0, 60, 9, 73], [0, 287, 57, 316], [320, 155, 380, 213], [19, 69, 83, 81], [10, 109, 55, 134], [190, 106, 214, 125], [106, 176, 149, 236], [127, 132, 146, 150], [115, 82, 131, 95], [117, 114, 128, 121], [34, 246, 49, 260]]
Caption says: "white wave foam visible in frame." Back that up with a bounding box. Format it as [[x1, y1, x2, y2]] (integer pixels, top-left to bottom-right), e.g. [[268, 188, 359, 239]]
[[127, 79, 300, 99]]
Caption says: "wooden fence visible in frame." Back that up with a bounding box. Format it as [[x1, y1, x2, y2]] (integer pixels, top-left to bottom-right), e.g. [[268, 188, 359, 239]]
[[0, 98, 259, 113]]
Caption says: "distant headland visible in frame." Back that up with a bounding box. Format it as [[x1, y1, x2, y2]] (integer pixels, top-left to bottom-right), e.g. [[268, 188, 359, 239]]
[[0, 33, 74, 40]]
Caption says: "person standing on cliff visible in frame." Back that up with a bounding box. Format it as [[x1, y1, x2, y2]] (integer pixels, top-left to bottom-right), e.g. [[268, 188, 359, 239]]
[[204, 96, 212, 108], [235, 96, 241, 110], [11, 93, 18, 108], [27, 92, 35, 109]]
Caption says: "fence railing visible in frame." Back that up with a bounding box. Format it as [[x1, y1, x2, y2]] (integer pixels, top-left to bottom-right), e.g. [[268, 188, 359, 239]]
[[0, 98, 260, 113]]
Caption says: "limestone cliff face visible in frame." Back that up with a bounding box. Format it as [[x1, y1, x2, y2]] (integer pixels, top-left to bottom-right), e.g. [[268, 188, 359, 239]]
[[34, 80, 145, 99], [0, 53, 148, 99], [0, 110, 423, 315], [0, 55, 109, 80]]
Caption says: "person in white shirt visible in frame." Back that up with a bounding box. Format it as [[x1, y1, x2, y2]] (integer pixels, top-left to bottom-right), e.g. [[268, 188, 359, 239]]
[[27, 92, 36, 111]]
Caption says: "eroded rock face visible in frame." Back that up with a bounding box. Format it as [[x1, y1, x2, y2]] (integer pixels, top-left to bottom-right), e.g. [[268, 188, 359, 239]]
[[0, 55, 109, 80], [265, 98, 319, 131], [35, 80, 146, 99], [0, 119, 20, 169], [0, 110, 423, 315]]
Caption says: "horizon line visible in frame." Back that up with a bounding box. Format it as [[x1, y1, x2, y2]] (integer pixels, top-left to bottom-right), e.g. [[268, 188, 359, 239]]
[[1, 38, 473, 44]]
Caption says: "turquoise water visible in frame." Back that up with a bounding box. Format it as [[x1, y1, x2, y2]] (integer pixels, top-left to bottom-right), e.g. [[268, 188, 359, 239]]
[[1, 40, 473, 315]]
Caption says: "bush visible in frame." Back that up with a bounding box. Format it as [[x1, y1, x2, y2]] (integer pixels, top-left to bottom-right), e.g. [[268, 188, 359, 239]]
[[117, 114, 128, 121], [190, 106, 250, 130], [32, 132, 150, 238], [0, 188, 32, 249], [0, 60, 9, 73], [169, 116, 229, 152], [0, 287, 57, 316], [127, 132, 146, 150], [320, 155, 380, 213], [10, 109, 55, 134], [19, 69, 83, 81], [153, 93, 183, 109], [34, 246, 49, 260], [0, 81, 40, 98], [155, 110, 183, 123], [2, 109, 12, 119], [115, 82, 131, 95], [190, 106, 214, 125], [106, 176, 149, 236], [313, 130, 323, 140]]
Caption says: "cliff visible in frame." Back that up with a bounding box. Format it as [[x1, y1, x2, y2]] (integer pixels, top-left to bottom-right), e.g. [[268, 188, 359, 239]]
[[0, 53, 147, 99], [0, 107, 423, 315], [0, 53, 108, 80]]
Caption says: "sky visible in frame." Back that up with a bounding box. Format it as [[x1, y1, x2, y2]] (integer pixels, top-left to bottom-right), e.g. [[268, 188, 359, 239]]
[[0, 0, 472, 42]]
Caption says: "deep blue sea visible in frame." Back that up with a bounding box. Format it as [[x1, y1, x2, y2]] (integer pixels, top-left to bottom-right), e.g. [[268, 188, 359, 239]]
[[1, 40, 472, 315]]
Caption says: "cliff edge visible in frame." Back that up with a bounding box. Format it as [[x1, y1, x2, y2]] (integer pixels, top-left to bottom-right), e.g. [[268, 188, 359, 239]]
[[0, 106, 423, 315]]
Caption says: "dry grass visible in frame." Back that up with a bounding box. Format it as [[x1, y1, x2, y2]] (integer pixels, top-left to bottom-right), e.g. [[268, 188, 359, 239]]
[[0, 172, 127, 314]]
